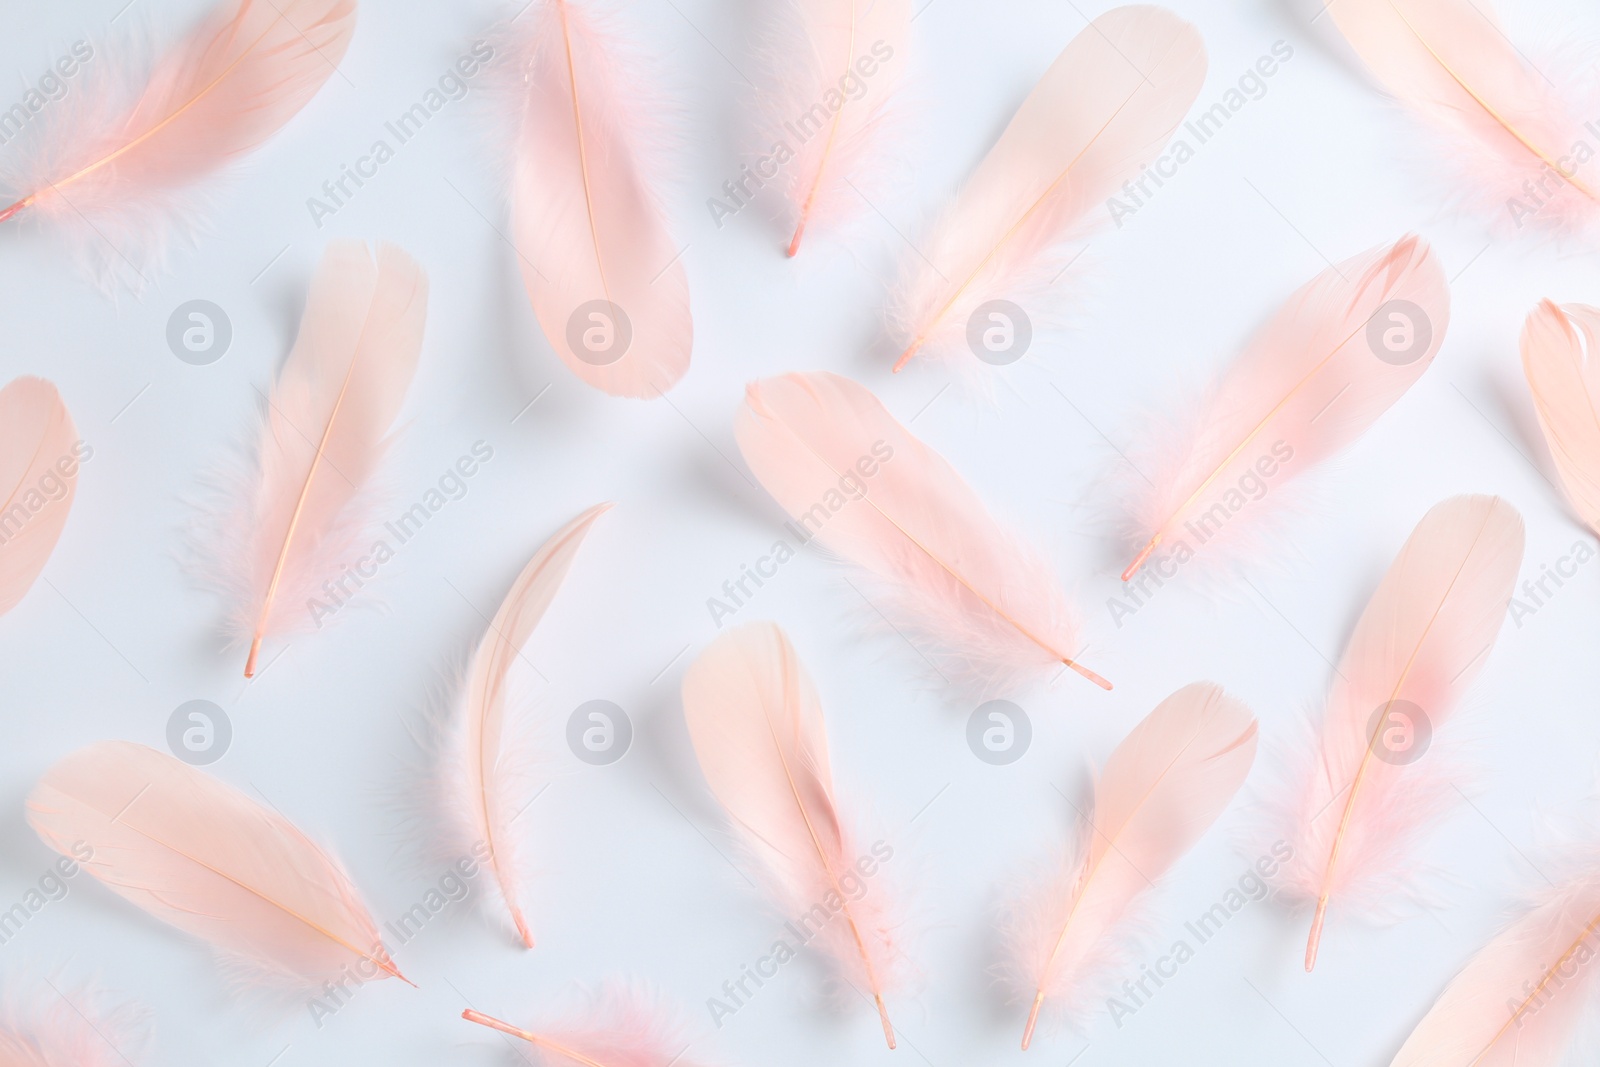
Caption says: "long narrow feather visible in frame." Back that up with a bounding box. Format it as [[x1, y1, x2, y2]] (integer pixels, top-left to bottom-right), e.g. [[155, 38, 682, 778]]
[[1390, 863, 1600, 1066], [735, 370, 1109, 692], [1121, 235, 1449, 581], [1327, 0, 1600, 235], [462, 982, 704, 1067], [1007, 681, 1256, 1049], [0, 982, 147, 1067], [0, 0, 356, 287], [765, 0, 910, 257], [445, 503, 610, 949], [0, 377, 80, 617], [498, 0, 692, 398], [1522, 300, 1600, 530], [1263, 495, 1524, 971], [224, 240, 427, 677], [889, 5, 1205, 372], [681, 622, 902, 1048], [26, 740, 407, 989]]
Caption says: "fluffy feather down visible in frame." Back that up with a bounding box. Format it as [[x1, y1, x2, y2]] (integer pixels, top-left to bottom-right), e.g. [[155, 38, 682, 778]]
[[0, 0, 355, 290], [735, 371, 1108, 693], [0, 981, 148, 1067], [681, 622, 902, 1048], [0, 377, 80, 617], [463, 982, 704, 1067], [26, 741, 405, 990], [888, 5, 1205, 372], [1121, 234, 1449, 581], [1005, 682, 1256, 1048]]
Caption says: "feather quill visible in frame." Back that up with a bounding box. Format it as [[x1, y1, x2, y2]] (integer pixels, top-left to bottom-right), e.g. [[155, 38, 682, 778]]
[[0, 377, 80, 617], [0, 0, 356, 286], [462, 982, 705, 1067], [222, 240, 427, 677], [1521, 300, 1600, 530], [889, 5, 1205, 372], [498, 0, 692, 398], [735, 370, 1108, 692], [26, 740, 406, 989], [1008, 681, 1256, 1049], [1262, 495, 1524, 971], [1122, 235, 1449, 581], [445, 503, 610, 949], [765, 0, 911, 257], [1389, 862, 1600, 1066], [681, 622, 901, 1048], [1327, 0, 1600, 235]]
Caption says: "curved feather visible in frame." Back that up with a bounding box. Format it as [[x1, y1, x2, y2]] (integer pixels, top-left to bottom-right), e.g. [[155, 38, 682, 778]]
[[1011, 682, 1256, 1049], [235, 240, 427, 677], [890, 5, 1205, 371], [735, 371, 1108, 692], [1122, 235, 1449, 580], [1390, 867, 1600, 1066], [1521, 300, 1600, 531], [502, 0, 692, 398], [1328, 0, 1600, 233], [768, 0, 911, 257], [0, 378, 80, 617], [26, 740, 405, 988], [681, 622, 900, 1048], [1268, 496, 1524, 971], [449, 503, 610, 949], [0, 0, 356, 283]]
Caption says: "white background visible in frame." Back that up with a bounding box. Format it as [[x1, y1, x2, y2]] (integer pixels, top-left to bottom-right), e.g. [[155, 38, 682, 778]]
[[3, 0, 1600, 1064]]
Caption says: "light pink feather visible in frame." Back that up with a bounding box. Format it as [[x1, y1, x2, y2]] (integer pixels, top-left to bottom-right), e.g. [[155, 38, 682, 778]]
[[462, 982, 706, 1067], [221, 240, 427, 677], [1522, 300, 1600, 531], [0, 0, 356, 287], [0, 378, 81, 617], [889, 5, 1206, 372], [1390, 862, 1600, 1066], [681, 622, 902, 1048], [1007, 682, 1256, 1049], [0, 982, 147, 1067], [764, 0, 910, 257], [26, 740, 406, 989], [1262, 496, 1524, 971], [735, 371, 1109, 693], [498, 0, 692, 398], [445, 503, 610, 949], [1122, 235, 1449, 581], [1328, 0, 1600, 235]]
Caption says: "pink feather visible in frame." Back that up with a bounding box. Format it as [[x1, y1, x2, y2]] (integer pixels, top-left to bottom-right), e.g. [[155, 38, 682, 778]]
[[889, 5, 1206, 372], [1260, 495, 1524, 971], [495, 0, 692, 398], [681, 622, 903, 1048], [443, 503, 610, 949], [1327, 0, 1600, 236], [1389, 861, 1600, 1066], [210, 240, 427, 678], [1121, 234, 1449, 582], [0, 0, 356, 288], [1006, 681, 1256, 1049], [26, 740, 407, 990], [462, 982, 705, 1067], [734, 371, 1109, 693], [1522, 300, 1600, 530], [0, 377, 81, 617], [761, 0, 911, 257], [0, 982, 147, 1067]]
